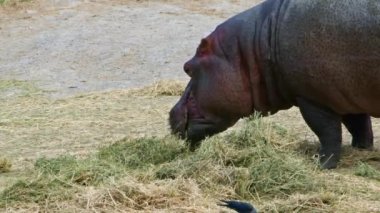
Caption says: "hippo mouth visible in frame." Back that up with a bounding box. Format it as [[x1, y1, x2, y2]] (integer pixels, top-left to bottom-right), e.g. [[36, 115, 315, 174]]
[[169, 82, 220, 144]]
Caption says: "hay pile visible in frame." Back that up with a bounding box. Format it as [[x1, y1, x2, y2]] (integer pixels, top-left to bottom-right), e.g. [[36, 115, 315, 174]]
[[0, 80, 379, 212]]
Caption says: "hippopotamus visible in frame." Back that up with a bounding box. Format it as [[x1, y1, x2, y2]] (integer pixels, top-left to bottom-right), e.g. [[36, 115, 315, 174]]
[[169, 0, 380, 169]]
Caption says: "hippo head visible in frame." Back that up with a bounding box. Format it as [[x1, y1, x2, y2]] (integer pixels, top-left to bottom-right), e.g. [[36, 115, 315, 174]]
[[169, 25, 255, 148]]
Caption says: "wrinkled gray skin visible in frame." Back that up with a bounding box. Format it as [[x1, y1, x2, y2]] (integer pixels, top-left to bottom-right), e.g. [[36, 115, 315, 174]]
[[169, 0, 380, 169]]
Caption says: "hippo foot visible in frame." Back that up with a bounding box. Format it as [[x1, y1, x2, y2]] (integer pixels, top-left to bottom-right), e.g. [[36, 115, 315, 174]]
[[343, 114, 374, 151], [352, 138, 374, 150], [188, 140, 201, 152], [319, 153, 339, 169]]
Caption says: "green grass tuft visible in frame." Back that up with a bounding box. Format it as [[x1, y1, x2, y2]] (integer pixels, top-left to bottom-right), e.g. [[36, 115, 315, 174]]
[[0, 80, 42, 98], [35, 156, 78, 175], [0, 0, 31, 6], [155, 116, 318, 199], [355, 162, 380, 181], [34, 156, 123, 186], [0, 158, 12, 173], [0, 178, 73, 206], [98, 136, 186, 169]]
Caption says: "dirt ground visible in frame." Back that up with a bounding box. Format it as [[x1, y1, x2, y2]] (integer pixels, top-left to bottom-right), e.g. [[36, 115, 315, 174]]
[[0, 0, 257, 98], [0, 0, 379, 190]]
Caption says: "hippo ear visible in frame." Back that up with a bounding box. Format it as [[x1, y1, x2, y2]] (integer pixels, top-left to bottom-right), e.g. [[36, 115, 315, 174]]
[[197, 38, 211, 55]]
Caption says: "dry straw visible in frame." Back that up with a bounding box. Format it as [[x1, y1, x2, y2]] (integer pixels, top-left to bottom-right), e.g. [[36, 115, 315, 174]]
[[0, 80, 379, 212]]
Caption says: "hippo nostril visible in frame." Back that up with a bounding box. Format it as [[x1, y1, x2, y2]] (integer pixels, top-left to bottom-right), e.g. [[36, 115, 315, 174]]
[[183, 63, 192, 77], [185, 68, 191, 76]]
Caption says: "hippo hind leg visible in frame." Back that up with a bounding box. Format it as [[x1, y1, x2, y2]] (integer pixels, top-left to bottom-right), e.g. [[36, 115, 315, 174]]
[[342, 114, 374, 150], [297, 98, 342, 169]]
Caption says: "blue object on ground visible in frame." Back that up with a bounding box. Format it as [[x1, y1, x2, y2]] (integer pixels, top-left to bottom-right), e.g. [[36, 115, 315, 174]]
[[218, 200, 257, 213]]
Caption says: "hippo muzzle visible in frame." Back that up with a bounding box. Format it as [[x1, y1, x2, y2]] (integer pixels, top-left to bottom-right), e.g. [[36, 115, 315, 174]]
[[169, 81, 230, 148]]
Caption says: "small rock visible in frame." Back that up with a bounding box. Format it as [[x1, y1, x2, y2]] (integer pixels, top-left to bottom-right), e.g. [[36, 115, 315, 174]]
[[26, 10, 37, 15]]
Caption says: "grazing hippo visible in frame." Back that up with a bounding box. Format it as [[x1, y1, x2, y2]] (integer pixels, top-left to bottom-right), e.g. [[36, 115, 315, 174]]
[[169, 0, 380, 169]]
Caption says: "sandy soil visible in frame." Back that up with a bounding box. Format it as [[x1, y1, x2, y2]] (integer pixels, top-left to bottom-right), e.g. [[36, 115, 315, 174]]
[[0, 0, 257, 98]]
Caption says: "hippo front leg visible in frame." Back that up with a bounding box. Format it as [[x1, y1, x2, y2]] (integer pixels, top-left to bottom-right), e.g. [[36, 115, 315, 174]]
[[297, 98, 342, 169], [342, 114, 374, 150]]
